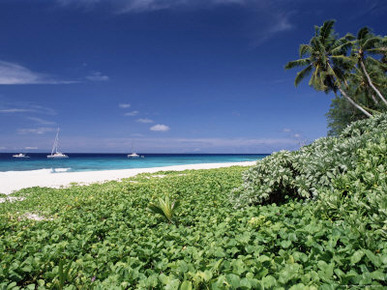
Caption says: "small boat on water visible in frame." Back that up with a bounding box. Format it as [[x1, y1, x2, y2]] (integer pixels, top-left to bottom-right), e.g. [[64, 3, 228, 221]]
[[47, 128, 68, 159], [12, 153, 30, 158], [127, 152, 140, 158]]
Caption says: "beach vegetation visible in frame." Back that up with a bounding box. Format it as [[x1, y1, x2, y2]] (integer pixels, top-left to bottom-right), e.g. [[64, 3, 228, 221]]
[[1, 111, 386, 288], [231, 112, 387, 207]]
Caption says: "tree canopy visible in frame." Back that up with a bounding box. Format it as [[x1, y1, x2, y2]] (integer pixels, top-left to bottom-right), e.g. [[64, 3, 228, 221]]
[[285, 20, 387, 135]]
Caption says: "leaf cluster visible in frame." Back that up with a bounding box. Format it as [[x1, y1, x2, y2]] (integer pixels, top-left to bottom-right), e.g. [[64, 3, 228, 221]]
[[231, 112, 387, 208]]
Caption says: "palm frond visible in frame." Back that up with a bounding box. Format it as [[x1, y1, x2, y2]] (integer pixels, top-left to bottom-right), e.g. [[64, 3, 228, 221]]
[[331, 55, 355, 64], [319, 20, 336, 42], [357, 27, 371, 41], [149, 195, 179, 223], [284, 58, 311, 69], [295, 65, 313, 87], [299, 44, 312, 57], [313, 37, 326, 55], [363, 37, 383, 51], [331, 38, 353, 55], [367, 57, 387, 70]]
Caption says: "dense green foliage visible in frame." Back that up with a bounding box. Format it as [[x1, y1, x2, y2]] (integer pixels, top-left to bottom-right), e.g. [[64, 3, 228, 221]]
[[230, 113, 387, 287], [231, 112, 387, 206], [285, 20, 387, 135], [1, 115, 386, 288]]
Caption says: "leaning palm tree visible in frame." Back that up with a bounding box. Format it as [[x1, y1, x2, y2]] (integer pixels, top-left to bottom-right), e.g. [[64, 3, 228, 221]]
[[352, 27, 387, 105], [285, 20, 372, 117]]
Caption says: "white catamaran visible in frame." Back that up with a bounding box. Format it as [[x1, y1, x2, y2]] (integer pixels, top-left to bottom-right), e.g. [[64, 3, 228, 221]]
[[47, 128, 68, 159], [12, 153, 29, 158], [127, 152, 140, 158]]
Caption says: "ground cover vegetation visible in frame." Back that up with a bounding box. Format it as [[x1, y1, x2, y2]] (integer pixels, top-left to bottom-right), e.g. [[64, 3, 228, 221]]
[[285, 20, 387, 135], [1, 114, 386, 289]]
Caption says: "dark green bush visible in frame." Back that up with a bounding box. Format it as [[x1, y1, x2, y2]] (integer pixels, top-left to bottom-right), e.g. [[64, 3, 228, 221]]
[[231, 112, 387, 209]]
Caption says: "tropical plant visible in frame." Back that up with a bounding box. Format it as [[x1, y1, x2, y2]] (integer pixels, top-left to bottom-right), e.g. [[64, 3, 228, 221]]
[[285, 20, 373, 117], [326, 93, 367, 136], [149, 195, 180, 223], [352, 27, 387, 105], [231, 112, 387, 208]]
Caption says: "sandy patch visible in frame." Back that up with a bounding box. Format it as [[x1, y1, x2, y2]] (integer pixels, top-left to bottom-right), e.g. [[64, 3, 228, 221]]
[[0, 161, 256, 195]]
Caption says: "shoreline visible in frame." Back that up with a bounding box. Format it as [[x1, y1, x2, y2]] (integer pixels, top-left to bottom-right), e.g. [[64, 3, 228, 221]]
[[0, 161, 256, 195]]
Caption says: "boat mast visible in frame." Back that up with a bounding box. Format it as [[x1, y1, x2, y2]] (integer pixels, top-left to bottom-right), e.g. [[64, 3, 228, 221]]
[[51, 128, 59, 155]]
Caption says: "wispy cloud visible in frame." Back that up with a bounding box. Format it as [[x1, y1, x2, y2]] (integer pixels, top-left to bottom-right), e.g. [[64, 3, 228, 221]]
[[0, 108, 31, 113], [57, 0, 247, 13], [249, 12, 295, 47], [86, 71, 109, 81], [27, 117, 56, 125], [55, 0, 294, 46], [125, 110, 139, 116], [25, 146, 38, 150], [92, 136, 299, 152], [0, 61, 75, 85], [150, 124, 170, 132], [136, 118, 154, 123], [17, 127, 56, 135], [119, 103, 131, 109], [281, 127, 310, 146], [0, 104, 56, 115]]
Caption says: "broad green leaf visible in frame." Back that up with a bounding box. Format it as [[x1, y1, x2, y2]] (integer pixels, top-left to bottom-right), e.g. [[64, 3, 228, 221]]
[[351, 250, 365, 265], [180, 280, 193, 290]]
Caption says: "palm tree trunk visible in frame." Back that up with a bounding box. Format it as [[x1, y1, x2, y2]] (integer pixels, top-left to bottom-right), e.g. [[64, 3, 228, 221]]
[[371, 94, 378, 104], [337, 86, 373, 117], [359, 59, 387, 105]]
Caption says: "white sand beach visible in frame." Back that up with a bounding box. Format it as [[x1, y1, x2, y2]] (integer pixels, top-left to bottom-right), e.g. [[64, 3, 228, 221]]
[[0, 161, 256, 195]]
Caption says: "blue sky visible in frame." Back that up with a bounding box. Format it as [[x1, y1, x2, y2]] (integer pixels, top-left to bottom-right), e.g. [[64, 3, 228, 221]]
[[0, 0, 386, 153]]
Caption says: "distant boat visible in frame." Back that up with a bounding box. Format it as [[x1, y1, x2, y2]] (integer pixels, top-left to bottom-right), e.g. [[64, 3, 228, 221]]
[[127, 152, 140, 158], [12, 153, 29, 158], [47, 128, 68, 159]]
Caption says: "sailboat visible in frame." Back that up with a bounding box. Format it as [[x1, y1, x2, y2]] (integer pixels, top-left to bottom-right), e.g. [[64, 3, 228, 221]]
[[12, 153, 29, 158], [127, 144, 142, 158], [47, 128, 68, 159], [127, 152, 140, 158]]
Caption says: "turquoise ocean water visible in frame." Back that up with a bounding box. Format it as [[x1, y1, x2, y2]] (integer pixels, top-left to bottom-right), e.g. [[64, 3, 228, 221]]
[[0, 153, 267, 173]]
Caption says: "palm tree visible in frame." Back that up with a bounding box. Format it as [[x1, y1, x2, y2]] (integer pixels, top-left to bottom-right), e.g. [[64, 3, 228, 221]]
[[285, 20, 372, 117], [352, 27, 387, 105]]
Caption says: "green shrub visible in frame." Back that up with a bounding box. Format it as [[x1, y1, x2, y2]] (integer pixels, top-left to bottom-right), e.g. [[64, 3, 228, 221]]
[[231, 112, 387, 208]]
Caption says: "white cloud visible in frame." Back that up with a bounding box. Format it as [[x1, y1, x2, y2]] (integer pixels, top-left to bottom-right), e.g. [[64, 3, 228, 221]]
[[250, 12, 295, 46], [98, 136, 299, 152], [27, 117, 56, 125], [150, 124, 170, 132], [18, 127, 56, 135], [136, 118, 154, 123], [0, 104, 56, 115], [125, 110, 139, 116], [0, 108, 31, 113], [0, 60, 75, 85], [86, 71, 109, 81], [25, 147, 38, 150], [119, 103, 131, 108], [282, 128, 291, 133]]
